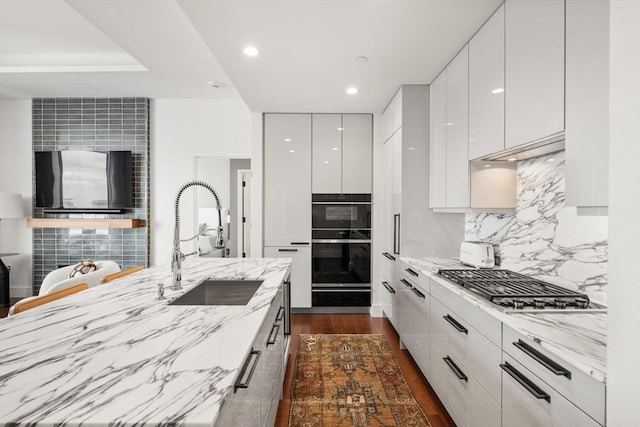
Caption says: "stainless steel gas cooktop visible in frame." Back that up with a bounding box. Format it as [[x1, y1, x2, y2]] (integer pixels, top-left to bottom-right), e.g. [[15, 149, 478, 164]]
[[437, 269, 606, 312]]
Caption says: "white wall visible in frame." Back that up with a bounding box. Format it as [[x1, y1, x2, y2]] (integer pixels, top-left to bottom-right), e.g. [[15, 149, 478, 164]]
[[150, 99, 253, 265], [0, 99, 33, 298], [607, 1, 640, 425]]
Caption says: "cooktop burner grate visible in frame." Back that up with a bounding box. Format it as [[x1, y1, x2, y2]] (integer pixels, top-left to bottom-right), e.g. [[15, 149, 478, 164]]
[[437, 269, 588, 301]]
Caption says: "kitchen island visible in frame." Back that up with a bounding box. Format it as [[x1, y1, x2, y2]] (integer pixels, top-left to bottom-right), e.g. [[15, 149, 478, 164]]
[[0, 257, 291, 426]]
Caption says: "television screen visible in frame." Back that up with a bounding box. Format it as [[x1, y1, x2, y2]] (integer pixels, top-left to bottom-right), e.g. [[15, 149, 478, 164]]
[[35, 150, 133, 211]]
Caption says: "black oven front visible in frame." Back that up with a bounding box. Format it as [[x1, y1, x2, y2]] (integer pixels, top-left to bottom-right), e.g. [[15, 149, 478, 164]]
[[312, 193, 371, 230], [311, 229, 371, 307]]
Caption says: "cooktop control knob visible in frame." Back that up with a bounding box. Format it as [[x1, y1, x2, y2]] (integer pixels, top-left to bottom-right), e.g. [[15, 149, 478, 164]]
[[575, 297, 589, 309], [533, 299, 546, 309], [554, 298, 568, 309]]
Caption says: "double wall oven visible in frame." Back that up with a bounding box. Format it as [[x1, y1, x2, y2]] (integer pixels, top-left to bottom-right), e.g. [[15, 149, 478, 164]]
[[311, 194, 371, 308]]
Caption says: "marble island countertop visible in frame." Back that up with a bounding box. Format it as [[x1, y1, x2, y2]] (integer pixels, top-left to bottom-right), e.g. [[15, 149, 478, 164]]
[[402, 256, 607, 384], [0, 257, 291, 426]]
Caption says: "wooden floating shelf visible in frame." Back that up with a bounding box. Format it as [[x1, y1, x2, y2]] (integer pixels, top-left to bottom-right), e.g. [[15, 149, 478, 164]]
[[27, 218, 146, 229]]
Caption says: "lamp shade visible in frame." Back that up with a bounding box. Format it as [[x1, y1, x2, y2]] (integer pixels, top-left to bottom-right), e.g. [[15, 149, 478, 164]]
[[0, 193, 25, 219]]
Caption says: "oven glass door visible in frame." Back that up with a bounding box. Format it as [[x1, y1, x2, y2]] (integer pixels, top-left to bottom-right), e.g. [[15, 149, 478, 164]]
[[312, 241, 371, 284]]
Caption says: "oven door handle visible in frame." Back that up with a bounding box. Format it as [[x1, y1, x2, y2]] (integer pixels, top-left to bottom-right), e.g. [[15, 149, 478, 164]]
[[311, 239, 371, 244]]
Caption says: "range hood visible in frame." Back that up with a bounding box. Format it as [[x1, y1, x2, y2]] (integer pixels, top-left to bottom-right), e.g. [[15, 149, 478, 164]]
[[476, 131, 565, 162]]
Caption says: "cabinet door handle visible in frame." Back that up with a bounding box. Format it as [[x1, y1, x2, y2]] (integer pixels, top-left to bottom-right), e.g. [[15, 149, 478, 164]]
[[382, 252, 396, 261], [290, 242, 309, 245], [513, 340, 572, 379], [400, 278, 412, 288], [443, 314, 468, 334], [411, 287, 425, 299], [276, 306, 284, 321], [443, 356, 468, 382], [382, 281, 396, 294], [234, 349, 261, 392], [405, 268, 419, 277], [500, 361, 551, 403], [267, 324, 280, 346], [393, 214, 400, 255], [278, 248, 298, 252]]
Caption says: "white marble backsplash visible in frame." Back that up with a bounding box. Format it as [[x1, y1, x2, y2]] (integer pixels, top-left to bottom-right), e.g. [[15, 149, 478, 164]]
[[465, 151, 608, 303]]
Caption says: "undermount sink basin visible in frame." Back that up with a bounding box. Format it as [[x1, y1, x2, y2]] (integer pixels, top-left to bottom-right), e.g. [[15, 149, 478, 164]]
[[169, 279, 264, 306]]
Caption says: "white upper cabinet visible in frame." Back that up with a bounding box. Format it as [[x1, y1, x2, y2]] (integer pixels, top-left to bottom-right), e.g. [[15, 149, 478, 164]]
[[312, 113, 372, 194], [429, 71, 447, 209], [565, 0, 609, 208], [263, 114, 312, 246], [505, 0, 564, 148], [382, 90, 403, 143], [312, 114, 342, 193], [445, 46, 470, 208], [469, 4, 505, 160], [342, 114, 373, 193]]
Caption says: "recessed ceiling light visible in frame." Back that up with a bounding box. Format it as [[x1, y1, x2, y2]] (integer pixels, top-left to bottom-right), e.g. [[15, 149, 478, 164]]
[[289, 150, 295, 153], [508, 157, 517, 162], [346, 87, 358, 95], [337, 127, 344, 131], [284, 138, 291, 142], [332, 147, 339, 151], [207, 81, 221, 89], [243, 46, 259, 57], [324, 160, 329, 164], [491, 88, 505, 94], [407, 147, 415, 150], [355, 56, 369, 63], [484, 164, 492, 168], [445, 122, 454, 126]]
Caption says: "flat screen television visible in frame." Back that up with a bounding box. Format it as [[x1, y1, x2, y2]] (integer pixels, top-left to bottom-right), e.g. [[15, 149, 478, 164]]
[[35, 150, 133, 213]]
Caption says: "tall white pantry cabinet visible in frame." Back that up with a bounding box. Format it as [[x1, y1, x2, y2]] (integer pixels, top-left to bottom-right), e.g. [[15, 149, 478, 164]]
[[264, 113, 373, 309]]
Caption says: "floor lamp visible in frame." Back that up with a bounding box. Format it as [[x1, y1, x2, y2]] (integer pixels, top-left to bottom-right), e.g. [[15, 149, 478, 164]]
[[0, 193, 25, 306]]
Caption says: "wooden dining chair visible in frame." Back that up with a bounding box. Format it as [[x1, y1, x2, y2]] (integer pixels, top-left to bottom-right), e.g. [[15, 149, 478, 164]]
[[9, 282, 89, 315], [100, 265, 144, 284]]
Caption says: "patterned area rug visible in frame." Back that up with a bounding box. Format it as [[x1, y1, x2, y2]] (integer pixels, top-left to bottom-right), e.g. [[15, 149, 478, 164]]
[[289, 334, 432, 427]]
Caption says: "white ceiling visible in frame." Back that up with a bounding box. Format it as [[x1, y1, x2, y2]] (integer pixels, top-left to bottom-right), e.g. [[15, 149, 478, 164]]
[[0, 0, 502, 113]]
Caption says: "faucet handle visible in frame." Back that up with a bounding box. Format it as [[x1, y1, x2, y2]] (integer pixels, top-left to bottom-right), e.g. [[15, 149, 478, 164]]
[[156, 283, 166, 300]]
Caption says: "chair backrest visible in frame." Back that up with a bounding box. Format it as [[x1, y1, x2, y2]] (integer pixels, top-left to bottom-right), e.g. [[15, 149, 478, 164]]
[[39, 260, 121, 296], [100, 266, 144, 284], [9, 282, 89, 315]]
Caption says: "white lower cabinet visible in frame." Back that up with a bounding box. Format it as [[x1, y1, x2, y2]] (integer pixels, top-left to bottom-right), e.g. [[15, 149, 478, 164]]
[[398, 267, 429, 377], [264, 246, 311, 308], [502, 354, 600, 427], [380, 251, 398, 330], [216, 286, 284, 427], [430, 335, 502, 427]]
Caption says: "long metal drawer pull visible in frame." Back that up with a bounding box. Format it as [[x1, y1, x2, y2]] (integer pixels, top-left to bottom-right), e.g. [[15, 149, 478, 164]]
[[290, 242, 309, 245], [500, 362, 551, 403], [267, 324, 280, 346], [443, 314, 468, 334], [278, 248, 298, 252], [382, 252, 396, 261], [400, 278, 413, 288], [443, 356, 468, 382], [405, 268, 419, 277], [234, 349, 261, 392], [411, 287, 425, 299], [381, 281, 396, 294], [276, 306, 284, 321], [513, 340, 572, 379]]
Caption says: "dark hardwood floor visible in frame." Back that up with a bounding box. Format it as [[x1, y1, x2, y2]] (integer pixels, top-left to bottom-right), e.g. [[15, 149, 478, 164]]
[[0, 298, 19, 318], [275, 313, 456, 427]]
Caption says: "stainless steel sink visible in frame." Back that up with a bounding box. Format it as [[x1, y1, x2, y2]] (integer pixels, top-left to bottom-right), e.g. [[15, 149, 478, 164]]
[[169, 279, 264, 306]]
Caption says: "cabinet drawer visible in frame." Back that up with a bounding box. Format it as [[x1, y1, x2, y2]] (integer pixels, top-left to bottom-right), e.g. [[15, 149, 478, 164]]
[[400, 262, 429, 293], [430, 277, 501, 346], [430, 336, 501, 427], [380, 251, 397, 281], [503, 325, 605, 425], [431, 296, 501, 404], [502, 353, 601, 427]]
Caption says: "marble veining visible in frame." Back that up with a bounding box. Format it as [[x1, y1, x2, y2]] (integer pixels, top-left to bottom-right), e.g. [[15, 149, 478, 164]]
[[465, 151, 608, 304], [402, 256, 607, 384], [0, 257, 291, 426]]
